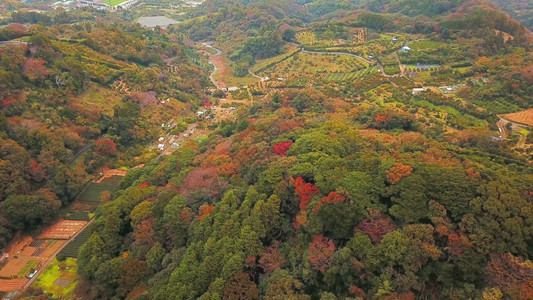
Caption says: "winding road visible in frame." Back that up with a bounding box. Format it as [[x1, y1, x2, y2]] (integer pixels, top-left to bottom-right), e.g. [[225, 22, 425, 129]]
[[201, 42, 223, 88], [69, 143, 93, 165]]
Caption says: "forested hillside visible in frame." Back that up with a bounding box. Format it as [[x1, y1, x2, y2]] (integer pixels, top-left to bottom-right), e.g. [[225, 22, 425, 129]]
[[0, 21, 209, 249], [71, 0, 533, 299], [1, 0, 532, 299], [491, 0, 533, 30]]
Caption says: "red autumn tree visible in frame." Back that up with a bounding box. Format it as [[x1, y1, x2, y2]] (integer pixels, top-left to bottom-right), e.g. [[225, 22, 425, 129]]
[[95, 138, 117, 156], [24, 58, 49, 81], [349, 285, 366, 298], [223, 271, 260, 300], [179, 167, 222, 203], [259, 244, 285, 274], [355, 210, 395, 244], [308, 234, 335, 274], [272, 142, 293, 156], [4, 23, 27, 40], [447, 232, 471, 257], [294, 176, 320, 210], [521, 64, 533, 83], [29, 159, 46, 182]]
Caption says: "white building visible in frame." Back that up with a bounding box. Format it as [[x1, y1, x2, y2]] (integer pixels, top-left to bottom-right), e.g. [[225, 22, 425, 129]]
[[116, 0, 140, 10], [412, 88, 427, 95], [78, 0, 110, 10]]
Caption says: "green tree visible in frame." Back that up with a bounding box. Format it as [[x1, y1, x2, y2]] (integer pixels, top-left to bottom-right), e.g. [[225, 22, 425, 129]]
[[1, 194, 60, 230]]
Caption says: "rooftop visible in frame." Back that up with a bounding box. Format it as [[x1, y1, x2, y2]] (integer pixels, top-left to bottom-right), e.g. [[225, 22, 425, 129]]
[[137, 16, 181, 28]]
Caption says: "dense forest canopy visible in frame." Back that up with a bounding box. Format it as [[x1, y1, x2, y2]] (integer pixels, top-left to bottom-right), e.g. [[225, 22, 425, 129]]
[[0, 0, 532, 299]]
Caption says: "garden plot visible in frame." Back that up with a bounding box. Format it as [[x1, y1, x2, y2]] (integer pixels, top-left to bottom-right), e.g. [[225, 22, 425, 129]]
[[78, 182, 116, 203], [57, 226, 91, 259], [38, 220, 87, 240], [259, 52, 367, 80], [32, 258, 79, 298]]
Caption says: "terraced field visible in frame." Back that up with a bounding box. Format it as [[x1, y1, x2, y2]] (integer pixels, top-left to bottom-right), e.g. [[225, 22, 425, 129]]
[[324, 68, 377, 82], [259, 52, 368, 80], [57, 226, 92, 259]]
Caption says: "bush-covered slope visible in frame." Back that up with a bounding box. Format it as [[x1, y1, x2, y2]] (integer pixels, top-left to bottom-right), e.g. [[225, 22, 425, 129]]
[[0, 22, 209, 249]]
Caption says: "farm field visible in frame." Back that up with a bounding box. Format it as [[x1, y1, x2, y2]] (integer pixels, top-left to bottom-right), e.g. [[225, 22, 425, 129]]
[[501, 109, 533, 127], [103, 0, 130, 7], [252, 44, 301, 73], [78, 182, 116, 202], [258, 52, 368, 80], [32, 258, 79, 298], [324, 68, 377, 82], [0, 216, 91, 293], [100, 175, 124, 186], [211, 54, 258, 88], [57, 226, 92, 259], [38, 220, 87, 240]]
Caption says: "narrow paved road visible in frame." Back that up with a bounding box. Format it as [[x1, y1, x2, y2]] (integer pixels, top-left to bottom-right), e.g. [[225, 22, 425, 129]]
[[69, 143, 93, 165], [208, 61, 219, 88], [202, 42, 224, 89], [248, 67, 264, 81]]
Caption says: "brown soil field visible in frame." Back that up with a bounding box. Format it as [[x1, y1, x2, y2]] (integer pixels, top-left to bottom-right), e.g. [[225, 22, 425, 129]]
[[501, 109, 533, 127], [40, 241, 66, 257], [219, 98, 251, 106], [4, 236, 33, 257], [93, 169, 127, 183], [38, 220, 87, 240], [0, 278, 27, 292], [0, 257, 39, 277]]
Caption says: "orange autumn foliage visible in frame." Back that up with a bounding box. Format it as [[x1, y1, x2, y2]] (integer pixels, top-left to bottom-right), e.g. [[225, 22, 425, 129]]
[[313, 191, 345, 213], [386, 162, 413, 184], [198, 204, 215, 222]]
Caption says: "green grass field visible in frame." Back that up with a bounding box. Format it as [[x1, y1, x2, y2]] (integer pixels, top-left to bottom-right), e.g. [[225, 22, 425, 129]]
[[78, 182, 115, 202], [33, 258, 78, 298], [103, 0, 129, 7], [100, 175, 124, 186], [18, 260, 38, 277]]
